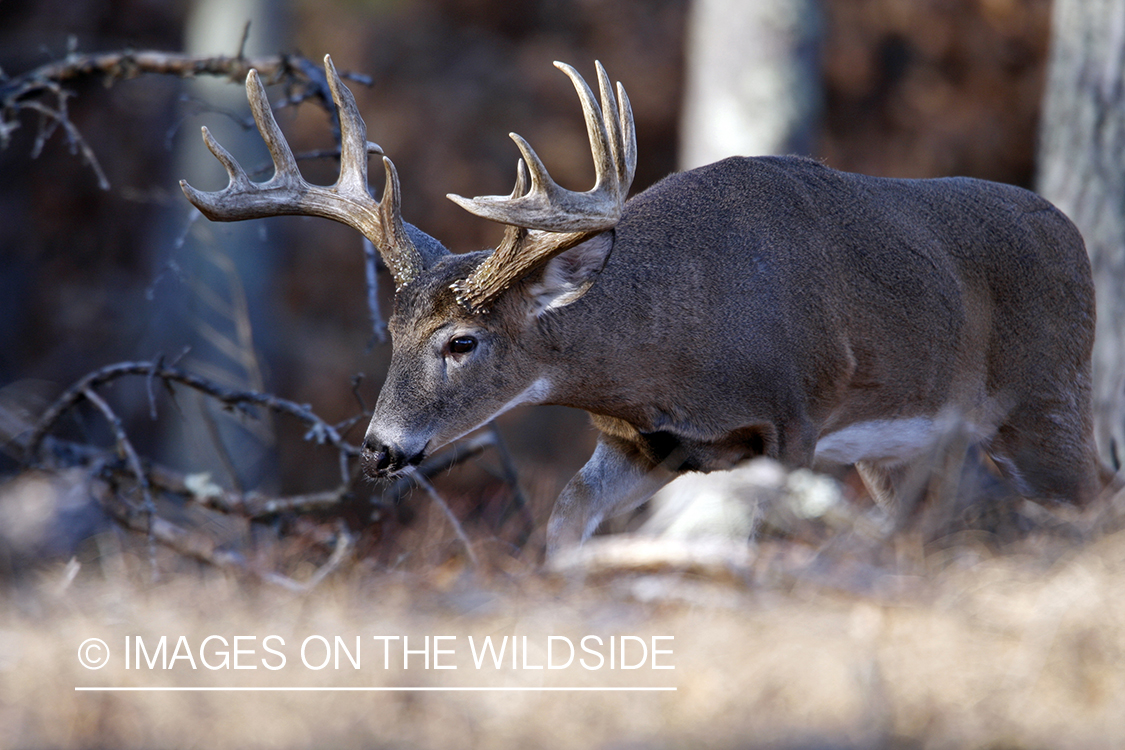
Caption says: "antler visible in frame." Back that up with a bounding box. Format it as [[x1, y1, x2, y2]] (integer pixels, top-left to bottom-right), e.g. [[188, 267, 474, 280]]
[[180, 55, 424, 290], [447, 61, 636, 312]]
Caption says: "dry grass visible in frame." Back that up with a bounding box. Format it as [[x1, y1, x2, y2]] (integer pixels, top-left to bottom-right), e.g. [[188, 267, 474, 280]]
[[3, 486, 1125, 750]]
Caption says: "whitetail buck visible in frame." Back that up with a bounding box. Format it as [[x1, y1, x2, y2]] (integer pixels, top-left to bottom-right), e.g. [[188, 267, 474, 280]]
[[182, 56, 1103, 554]]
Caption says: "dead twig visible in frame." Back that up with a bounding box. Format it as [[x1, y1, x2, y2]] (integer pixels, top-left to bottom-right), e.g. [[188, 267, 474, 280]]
[[17, 95, 110, 189], [404, 467, 479, 567], [0, 50, 371, 112]]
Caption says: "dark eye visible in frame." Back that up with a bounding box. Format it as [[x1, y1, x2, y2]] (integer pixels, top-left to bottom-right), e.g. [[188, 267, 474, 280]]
[[448, 335, 477, 355]]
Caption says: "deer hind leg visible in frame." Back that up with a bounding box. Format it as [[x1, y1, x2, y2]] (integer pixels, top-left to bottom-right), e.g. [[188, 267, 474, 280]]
[[984, 400, 1101, 506], [858, 429, 1016, 537], [852, 413, 986, 527]]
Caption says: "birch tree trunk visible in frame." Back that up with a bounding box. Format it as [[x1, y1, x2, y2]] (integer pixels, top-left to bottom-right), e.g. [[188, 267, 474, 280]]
[[679, 0, 822, 169], [151, 0, 288, 487], [1038, 0, 1125, 473], [654, 0, 823, 537]]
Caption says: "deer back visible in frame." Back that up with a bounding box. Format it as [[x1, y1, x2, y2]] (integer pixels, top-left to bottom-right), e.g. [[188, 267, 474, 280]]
[[541, 155, 1093, 468]]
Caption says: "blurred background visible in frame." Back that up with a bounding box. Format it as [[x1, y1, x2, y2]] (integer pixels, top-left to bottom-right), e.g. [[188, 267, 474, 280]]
[[0, 0, 1089, 561], [7, 6, 1125, 747]]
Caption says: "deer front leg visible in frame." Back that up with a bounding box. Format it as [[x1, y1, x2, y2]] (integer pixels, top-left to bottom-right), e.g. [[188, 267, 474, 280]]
[[546, 435, 676, 556]]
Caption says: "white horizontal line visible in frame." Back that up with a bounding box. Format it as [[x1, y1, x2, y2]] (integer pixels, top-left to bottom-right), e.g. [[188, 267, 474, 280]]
[[75, 686, 676, 692]]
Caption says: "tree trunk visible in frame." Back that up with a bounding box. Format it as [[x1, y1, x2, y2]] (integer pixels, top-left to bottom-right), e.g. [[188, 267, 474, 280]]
[[1038, 0, 1125, 473], [150, 0, 289, 489], [679, 0, 822, 169]]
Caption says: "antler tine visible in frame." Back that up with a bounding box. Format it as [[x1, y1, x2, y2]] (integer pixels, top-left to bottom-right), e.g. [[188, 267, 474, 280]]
[[510, 157, 530, 199], [180, 55, 424, 290], [593, 61, 623, 195], [589, 62, 636, 202], [324, 55, 371, 198], [246, 68, 303, 187], [376, 155, 426, 284], [197, 126, 252, 194], [448, 62, 636, 312], [614, 80, 637, 195], [494, 159, 532, 261], [447, 60, 635, 232]]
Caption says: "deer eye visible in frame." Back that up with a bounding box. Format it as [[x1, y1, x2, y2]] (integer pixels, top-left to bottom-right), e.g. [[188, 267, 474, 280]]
[[447, 335, 478, 355]]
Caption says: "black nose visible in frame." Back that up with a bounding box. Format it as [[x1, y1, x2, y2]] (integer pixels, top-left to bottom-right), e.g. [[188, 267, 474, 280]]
[[361, 437, 394, 478], [361, 436, 427, 479]]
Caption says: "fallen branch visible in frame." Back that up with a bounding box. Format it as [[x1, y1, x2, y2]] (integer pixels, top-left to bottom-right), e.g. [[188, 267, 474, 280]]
[[13, 356, 525, 578], [23, 360, 362, 476], [147, 462, 351, 518], [94, 474, 353, 592]]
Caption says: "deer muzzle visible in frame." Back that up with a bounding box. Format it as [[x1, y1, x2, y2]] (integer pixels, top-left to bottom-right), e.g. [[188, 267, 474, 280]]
[[361, 434, 426, 479]]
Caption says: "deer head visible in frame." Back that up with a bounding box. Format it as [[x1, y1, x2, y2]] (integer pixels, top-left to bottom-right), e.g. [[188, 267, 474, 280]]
[[363, 59, 636, 476], [181, 55, 636, 478]]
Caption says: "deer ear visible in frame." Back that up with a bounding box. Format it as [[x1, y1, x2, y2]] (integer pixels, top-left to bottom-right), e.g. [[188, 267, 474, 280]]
[[523, 231, 614, 315]]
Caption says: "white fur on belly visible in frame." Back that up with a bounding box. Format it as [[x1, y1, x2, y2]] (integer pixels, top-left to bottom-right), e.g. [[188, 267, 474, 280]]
[[813, 417, 941, 466]]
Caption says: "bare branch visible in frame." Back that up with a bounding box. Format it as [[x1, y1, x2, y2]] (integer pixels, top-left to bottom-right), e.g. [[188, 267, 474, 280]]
[[22, 360, 361, 464], [1, 48, 372, 188], [79, 387, 158, 577], [18, 97, 110, 189], [0, 50, 367, 103]]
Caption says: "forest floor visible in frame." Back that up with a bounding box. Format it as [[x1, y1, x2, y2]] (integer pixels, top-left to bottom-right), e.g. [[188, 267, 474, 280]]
[[3, 481, 1125, 750]]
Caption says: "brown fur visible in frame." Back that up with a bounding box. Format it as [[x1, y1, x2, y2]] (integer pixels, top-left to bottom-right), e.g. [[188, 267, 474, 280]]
[[364, 156, 1103, 552]]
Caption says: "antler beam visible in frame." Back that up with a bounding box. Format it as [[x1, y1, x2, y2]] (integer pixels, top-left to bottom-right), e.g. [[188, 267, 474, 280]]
[[448, 61, 637, 312]]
